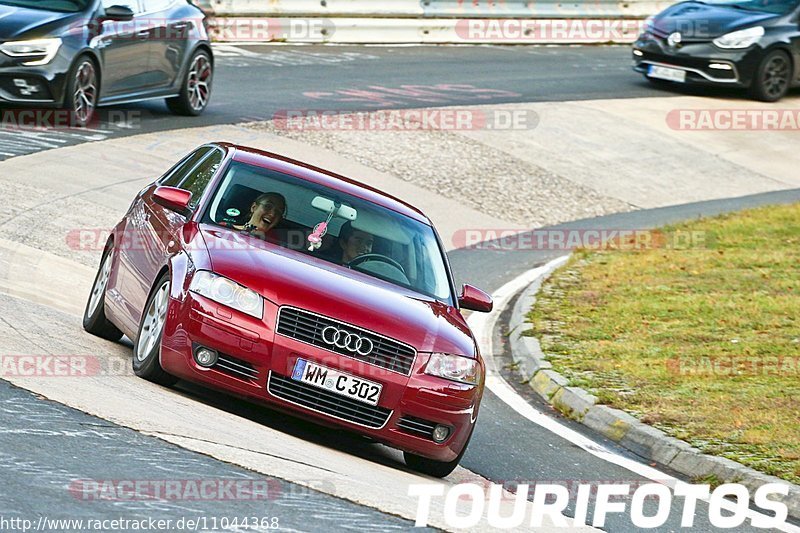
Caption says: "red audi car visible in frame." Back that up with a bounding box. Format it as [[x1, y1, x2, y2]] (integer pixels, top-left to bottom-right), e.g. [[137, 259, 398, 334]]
[[83, 142, 493, 477]]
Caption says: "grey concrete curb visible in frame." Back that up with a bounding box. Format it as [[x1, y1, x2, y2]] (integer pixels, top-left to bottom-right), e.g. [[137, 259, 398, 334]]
[[507, 256, 800, 519]]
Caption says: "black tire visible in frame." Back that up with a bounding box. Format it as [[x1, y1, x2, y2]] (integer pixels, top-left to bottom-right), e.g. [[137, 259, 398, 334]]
[[404, 434, 472, 478], [132, 272, 178, 386], [166, 50, 213, 116], [64, 55, 99, 127], [748, 50, 792, 102], [83, 244, 124, 342]]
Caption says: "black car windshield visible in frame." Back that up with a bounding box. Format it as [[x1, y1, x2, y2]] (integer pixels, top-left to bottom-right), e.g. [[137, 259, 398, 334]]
[[704, 0, 799, 14], [202, 161, 455, 304], [0, 0, 89, 12]]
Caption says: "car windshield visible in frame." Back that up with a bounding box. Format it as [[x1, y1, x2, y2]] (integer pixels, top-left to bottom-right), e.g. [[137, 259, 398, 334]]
[[202, 160, 455, 304], [0, 0, 89, 12], [703, 0, 799, 14]]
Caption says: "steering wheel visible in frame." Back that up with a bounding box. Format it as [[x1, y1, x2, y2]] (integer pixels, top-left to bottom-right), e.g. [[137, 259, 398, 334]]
[[348, 253, 406, 274]]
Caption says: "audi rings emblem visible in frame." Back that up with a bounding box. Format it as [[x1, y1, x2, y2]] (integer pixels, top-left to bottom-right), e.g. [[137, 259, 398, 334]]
[[321, 326, 374, 356]]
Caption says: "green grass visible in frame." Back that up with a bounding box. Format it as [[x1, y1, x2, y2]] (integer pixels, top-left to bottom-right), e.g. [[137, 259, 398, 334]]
[[526, 203, 800, 483]]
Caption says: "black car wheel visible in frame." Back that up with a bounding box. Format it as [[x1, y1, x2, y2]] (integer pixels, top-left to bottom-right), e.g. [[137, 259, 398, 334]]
[[749, 50, 792, 102], [132, 272, 178, 386], [166, 50, 213, 116], [83, 243, 124, 342], [65, 56, 98, 127]]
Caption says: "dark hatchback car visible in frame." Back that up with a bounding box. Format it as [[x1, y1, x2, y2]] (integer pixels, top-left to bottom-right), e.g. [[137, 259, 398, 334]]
[[633, 0, 800, 101], [0, 0, 213, 125]]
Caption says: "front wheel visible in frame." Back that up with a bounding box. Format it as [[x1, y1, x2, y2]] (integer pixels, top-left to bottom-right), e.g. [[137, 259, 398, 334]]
[[166, 50, 213, 116], [132, 273, 178, 386], [65, 56, 99, 127], [748, 50, 792, 102]]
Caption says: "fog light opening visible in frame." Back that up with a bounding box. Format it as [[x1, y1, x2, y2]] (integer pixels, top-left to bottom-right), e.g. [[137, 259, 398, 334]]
[[432, 425, 451, 443], [633, 49, 644, 56], [709, 63, 733, 70], [194, 347, 218, 368]]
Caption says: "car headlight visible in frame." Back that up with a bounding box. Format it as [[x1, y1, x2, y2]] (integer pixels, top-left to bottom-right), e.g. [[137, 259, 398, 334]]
[[713, 26, 764, 49], [0, 38, 63, 66], [189, 271, 264, 319], [425, 353, 481, 386]]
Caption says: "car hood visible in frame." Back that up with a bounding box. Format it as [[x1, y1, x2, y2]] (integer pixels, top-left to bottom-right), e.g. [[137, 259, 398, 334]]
[[0, 5, 79, 40], [651, 1, 779, 39], [200, 226, 476, 357]]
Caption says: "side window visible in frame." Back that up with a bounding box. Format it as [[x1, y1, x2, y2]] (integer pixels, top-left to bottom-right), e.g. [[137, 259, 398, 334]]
[[182, 149, 224, 208], [102, 0, 142, 13], [159, 147, 212, 187]]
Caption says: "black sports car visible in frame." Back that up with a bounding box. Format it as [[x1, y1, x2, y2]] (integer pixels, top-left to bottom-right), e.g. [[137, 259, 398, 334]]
[[633, 0, 800, 101], [0, 0, 213, 125]]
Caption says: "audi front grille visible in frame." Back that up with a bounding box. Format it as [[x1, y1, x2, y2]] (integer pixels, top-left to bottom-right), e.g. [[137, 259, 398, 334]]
[[276, 306, 417, 375], [267, 372, 392, 429]]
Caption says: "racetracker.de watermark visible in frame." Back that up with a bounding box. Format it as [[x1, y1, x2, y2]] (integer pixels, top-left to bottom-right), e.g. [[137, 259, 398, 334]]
[[454, 19, 644, 42], [0, 109, 140, 130], [208, 17, 335, 41], [667, 356, 800, 377], [69, 479, 281, 501], [0, 355, 132, 377], [271, 108, 539, 131], [452, 229, 708, 251], [667, 109, 800, 130]]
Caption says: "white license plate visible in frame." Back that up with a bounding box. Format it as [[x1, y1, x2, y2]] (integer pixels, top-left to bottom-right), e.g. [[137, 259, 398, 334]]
[[292, 359, 382, 406], [648, 65, 686, 83]]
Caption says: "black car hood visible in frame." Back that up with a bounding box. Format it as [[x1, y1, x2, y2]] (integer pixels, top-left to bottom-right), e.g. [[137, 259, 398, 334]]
[[0, 5, 79, 40], [652, 1, 779, 39]]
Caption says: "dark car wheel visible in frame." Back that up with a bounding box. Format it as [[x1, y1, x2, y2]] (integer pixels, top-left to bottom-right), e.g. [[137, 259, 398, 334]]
[[403, 434, 472, 478], [65, 56, 99, 127], [83, 243, 124, 342], [132, 273, 178, 386], [166, 50, 213, 116], [749, 50, 792, 102]]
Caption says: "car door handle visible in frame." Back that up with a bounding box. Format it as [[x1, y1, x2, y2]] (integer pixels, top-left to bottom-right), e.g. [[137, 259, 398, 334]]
[[136, 30, 150, 38]]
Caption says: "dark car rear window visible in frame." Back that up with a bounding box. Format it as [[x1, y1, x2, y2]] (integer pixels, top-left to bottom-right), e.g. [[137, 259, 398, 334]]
[[0, 0, 89, 12]]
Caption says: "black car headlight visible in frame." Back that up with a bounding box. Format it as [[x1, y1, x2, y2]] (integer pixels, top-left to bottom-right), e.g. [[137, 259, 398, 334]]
[[0, 38, 62, 66], [713, 26, 764, 49]]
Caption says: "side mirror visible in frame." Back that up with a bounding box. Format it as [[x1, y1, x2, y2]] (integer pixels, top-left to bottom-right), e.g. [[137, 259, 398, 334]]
[[459, 284, 493, 313], [153, 186, 192, 217], [104, 5, 135, 21]]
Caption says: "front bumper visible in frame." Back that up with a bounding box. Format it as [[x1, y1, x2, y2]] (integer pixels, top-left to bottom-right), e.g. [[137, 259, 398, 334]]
[[0, 51, 72, 105], [632, 32, 763, 88], [159, 292, 481, 463]]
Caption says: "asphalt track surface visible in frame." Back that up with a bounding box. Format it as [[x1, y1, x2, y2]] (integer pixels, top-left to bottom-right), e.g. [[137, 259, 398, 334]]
[[2, 44, 800, 531], [6, 43, 792, 160]]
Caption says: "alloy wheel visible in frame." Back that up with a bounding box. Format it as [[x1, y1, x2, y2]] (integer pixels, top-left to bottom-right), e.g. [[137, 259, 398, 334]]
[[187, 54, 212, 112], [762, 55, 789, 99], [73, 60, 97, 126], [136, 281, 170, 362], [87, 252, 113, 318]]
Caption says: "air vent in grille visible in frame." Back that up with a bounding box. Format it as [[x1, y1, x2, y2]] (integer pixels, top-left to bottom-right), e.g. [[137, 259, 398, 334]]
[[213, 354, 259, 381], [268, 373, 392, 429], [276, 306, 417, 375], [397, 416, 437, 440]]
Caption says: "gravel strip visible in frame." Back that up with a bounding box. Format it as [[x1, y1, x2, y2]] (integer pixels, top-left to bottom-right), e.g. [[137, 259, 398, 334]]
[[248, 110, 633, 227]]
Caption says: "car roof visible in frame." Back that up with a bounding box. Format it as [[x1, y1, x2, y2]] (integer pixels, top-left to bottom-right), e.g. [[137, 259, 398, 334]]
[[215, 142, 431, 225]]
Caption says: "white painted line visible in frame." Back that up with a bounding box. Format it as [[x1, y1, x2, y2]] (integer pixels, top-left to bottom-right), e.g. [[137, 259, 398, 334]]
[[468, 256, 800, 533]]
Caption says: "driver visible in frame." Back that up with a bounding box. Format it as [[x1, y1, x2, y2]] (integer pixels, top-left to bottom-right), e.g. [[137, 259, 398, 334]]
[[338, 221, 374, 264]]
